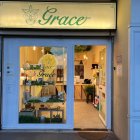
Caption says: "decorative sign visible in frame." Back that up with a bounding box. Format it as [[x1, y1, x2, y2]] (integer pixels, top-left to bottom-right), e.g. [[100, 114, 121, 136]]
[[0, 2, 116, 29], [38, 54, 57, 79]]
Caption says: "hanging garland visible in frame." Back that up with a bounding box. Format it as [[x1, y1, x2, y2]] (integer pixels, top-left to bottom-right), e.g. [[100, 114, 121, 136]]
[[75, 45, 91, 53]]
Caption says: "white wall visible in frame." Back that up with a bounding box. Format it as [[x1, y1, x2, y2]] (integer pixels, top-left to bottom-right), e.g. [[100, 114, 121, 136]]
[[113, 0, 130, 140], [74, 46, 105, 83]]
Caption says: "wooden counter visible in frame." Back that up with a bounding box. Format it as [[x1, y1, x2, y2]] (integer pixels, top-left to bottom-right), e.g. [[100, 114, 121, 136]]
[[55, 83, 93, 100], [74, 83, 93, 100]]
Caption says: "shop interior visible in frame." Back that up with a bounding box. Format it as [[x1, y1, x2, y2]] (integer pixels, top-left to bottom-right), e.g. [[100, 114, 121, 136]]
[[74, 45, 106, 129], [19, 45, 106, 129]]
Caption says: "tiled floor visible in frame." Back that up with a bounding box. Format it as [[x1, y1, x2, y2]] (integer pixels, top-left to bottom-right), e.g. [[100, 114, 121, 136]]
[[74, 101, 105, 129]]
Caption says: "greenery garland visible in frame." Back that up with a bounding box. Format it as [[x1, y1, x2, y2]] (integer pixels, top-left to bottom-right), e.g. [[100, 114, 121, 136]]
[[75, 45, 91, 53]]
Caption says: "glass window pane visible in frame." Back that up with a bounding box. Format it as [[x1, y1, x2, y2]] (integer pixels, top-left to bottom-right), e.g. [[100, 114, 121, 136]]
[[19, 46, 67, 124]]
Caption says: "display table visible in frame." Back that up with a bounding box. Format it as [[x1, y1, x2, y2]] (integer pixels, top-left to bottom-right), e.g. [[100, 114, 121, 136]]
[[19, 109, 36, 117], [74, 84, 93, 100], [37, 108, 64, 123]]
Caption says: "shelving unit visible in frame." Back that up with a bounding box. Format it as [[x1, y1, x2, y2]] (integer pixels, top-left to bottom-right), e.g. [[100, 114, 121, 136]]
[[19, 64, 65, 123], [99, 85, 106, 125], [98, 48, 106, 126], [38, 108, 64, 123]]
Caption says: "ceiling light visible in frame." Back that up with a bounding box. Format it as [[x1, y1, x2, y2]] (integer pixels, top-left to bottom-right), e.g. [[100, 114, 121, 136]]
[[33, 46, 36, 51]]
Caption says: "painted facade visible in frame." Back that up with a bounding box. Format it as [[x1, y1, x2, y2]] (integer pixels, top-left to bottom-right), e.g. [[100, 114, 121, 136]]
[[0, 0, 140, 140]]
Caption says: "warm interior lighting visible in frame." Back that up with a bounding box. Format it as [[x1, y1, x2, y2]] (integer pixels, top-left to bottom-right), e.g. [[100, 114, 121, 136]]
[[41, 48, 44, 54], [33, 46, 36, 51], [83, 54, 88, 60], [101, 57, 104, 60]]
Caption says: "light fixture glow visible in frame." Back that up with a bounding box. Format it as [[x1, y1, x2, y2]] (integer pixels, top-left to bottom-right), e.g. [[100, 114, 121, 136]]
[[41, 48, 44, 54], [33, 46, 36, 51], [83, 54, 88, 60]]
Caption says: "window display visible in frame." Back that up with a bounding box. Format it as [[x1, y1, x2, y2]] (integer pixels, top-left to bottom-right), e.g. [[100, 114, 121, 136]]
[[19, 46, 67, 124]]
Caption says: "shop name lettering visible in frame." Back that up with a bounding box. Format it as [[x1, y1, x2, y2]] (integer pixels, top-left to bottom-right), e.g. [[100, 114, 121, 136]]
[[38, 7, 89, 26], [37, 66, 56, 77], [37, 71, 55, 77]]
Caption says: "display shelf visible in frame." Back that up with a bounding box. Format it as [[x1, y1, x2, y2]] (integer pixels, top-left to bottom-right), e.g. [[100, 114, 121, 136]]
[[23, 64, 43, 70], [38, 108, 64, 123], [22, 83, 55, 86], [99, 85, 106, 126], [23, 68, 43, 70], [27, 99, 65, 103], [19, 109, 36, 117], [21, 63, 64, 102]]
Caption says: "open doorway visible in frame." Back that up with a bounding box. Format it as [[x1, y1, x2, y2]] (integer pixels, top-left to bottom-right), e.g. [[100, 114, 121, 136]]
[[74, 45, 107, 129]]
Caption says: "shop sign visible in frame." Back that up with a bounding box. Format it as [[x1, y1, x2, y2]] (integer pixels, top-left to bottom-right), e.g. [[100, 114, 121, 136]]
[[38, 53, 57, 79], [0, 2, 116, 29]]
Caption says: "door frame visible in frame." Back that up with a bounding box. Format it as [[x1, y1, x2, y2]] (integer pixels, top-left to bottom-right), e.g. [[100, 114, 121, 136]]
[[2, 37, 112, 129]]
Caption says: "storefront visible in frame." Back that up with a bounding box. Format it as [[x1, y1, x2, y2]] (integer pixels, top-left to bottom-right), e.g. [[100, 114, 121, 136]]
[[0, 1, 116, 130]]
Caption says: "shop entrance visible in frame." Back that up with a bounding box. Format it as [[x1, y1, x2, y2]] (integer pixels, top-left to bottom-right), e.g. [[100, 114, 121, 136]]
[[2, 38, 112, 129], [74, 45, 108, 129]]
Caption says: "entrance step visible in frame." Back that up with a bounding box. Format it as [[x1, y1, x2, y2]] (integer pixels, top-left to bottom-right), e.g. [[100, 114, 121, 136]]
[[0, 131, 118, 140]]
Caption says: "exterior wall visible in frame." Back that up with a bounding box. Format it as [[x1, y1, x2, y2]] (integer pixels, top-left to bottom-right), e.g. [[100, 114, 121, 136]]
[[0, 0, 125, 134], [131, 0, 140, 25], [129, 0, 140, 140], [0, 37, 2, 129], [113, 0, 130, 140], [129, 26, 140, 140]]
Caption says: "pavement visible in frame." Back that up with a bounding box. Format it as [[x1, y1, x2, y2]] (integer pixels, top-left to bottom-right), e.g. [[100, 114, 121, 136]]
[[0, 130, 118, 140]]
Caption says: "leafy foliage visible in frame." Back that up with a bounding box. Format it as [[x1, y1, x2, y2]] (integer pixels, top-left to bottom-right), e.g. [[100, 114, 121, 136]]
[[75, 45, 91, 53], [19, 115, 62, 123], [85, 85, 95, 95], [19, 115, 40, 123]]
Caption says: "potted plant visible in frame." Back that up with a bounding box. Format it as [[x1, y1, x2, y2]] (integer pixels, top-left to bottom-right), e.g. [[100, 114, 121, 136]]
[[85, 85, 95, 103]]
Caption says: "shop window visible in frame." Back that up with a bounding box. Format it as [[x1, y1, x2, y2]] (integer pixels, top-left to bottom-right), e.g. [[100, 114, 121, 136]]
[[19, 46, 67, 124]]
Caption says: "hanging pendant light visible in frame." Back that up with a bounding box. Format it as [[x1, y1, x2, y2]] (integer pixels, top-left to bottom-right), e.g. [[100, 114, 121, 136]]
[[79, 60, 83, 65]]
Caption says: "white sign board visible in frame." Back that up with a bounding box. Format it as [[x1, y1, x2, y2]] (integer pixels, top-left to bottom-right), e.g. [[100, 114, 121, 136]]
[[0, 2, 116, 29]]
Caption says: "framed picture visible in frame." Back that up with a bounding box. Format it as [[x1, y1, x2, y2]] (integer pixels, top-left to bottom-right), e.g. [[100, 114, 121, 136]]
[[75, 65, 84, 79]]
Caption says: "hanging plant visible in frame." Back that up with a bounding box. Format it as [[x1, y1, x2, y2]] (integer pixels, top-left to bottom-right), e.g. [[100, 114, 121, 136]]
[[44, 47, 53, 54], [75, 45, 91, 53]]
